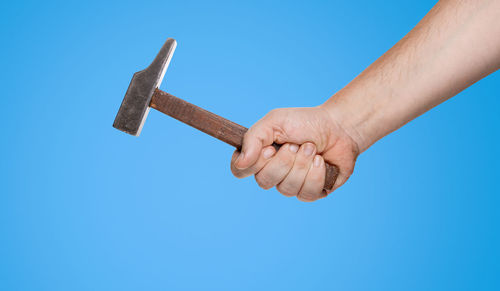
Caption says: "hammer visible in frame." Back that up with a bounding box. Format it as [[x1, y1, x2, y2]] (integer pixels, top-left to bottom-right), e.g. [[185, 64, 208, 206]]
[[113, 38, 339, 191]]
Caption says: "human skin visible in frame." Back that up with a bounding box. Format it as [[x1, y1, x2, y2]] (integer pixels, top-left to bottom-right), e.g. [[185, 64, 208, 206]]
[[231, 0, 500, 202]]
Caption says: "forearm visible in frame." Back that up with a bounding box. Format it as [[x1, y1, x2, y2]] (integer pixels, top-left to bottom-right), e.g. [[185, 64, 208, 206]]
[[322, 0, 500, 152]]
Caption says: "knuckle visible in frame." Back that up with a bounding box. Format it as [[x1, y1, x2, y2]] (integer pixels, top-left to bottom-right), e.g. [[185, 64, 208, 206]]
[[277, 184, 297, 197], [298, 186, 322, 202], [231, 169, 243, 178], [230, 165, 243, 178], [293, 157, 309, 170], [309, 171, 324, 183], [277, 154, 294, 169], [297, 193, 316, 202], [233, 171, 247, 179], [230, 164, 249, 179], [255, 174, 273, 190], [242, 131, 253, 142]]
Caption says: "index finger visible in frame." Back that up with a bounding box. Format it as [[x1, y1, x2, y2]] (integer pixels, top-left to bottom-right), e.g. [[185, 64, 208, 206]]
[[235, 122, 274, 170], [231, 145, 276, 178]]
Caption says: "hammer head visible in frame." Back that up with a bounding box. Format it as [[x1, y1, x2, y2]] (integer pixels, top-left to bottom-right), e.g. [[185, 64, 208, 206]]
[[113, 38, 177, 136]]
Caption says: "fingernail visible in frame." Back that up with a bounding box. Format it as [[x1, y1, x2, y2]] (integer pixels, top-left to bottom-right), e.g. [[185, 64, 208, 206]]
[[289, 144, 299, 153], [263, 147, 274, 159], [304, 143, 315, 156], [235, 151, 245, 169], [314, 155, 322, 167]]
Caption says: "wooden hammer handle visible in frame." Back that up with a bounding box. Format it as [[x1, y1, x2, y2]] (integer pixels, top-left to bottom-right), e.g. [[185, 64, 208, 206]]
[[150, 88, 339, 191]]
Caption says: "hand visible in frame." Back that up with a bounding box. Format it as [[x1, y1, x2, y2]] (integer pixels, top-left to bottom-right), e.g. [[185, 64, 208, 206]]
[[237, 0, 500, 201], [230, 106, 361, 202]]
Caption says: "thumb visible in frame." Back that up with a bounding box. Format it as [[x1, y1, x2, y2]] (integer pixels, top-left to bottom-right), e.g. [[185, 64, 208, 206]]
[[235, 119, 275, 170]]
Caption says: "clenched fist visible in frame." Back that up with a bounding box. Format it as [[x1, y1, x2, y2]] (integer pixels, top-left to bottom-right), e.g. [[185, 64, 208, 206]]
[[229, 0, 500, 202], [230, 106, 360, 202]]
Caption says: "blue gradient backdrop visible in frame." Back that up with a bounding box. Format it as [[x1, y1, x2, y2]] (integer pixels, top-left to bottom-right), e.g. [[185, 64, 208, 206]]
[[1, 0, 499, 290]]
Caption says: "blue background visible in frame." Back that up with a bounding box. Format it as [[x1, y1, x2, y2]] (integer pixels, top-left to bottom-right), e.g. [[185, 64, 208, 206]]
[[1, 0, 499, 290]]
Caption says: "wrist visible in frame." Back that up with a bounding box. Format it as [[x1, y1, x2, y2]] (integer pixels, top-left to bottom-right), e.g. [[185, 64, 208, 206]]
[[319, 89, 380, 153]]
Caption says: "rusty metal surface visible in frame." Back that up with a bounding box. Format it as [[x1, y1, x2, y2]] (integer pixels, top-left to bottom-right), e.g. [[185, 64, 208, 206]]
[[112, 38, 177, 136]]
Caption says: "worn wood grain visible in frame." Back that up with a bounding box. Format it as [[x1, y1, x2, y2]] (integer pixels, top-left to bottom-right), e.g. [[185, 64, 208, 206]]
[[150, 88, 339, 191]]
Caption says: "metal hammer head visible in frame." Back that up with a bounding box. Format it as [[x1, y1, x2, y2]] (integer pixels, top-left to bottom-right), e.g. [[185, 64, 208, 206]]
[[113, 38, 177, 136]]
